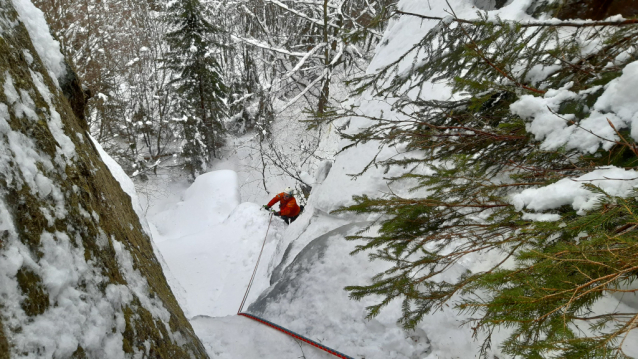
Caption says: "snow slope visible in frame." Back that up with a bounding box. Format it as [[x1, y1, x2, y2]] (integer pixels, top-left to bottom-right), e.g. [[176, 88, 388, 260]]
[[151, 171, 287, 318]]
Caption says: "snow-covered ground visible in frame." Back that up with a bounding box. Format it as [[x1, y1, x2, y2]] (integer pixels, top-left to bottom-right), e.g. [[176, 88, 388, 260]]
[[152, 171, 285, 318]]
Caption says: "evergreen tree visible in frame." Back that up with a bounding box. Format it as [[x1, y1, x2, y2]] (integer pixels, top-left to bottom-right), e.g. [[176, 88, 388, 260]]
[[34, 0, 191, 177], [337, 8, 638, 358], [164, 0, 227, 179]]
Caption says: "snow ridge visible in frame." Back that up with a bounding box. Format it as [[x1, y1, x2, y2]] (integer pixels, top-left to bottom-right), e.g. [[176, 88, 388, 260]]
[[10, 0, 66, 84]]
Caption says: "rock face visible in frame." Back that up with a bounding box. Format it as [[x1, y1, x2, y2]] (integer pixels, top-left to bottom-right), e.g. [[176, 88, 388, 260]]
[[58, 60, 91, 130], [0, 1, 208, 358], [557, 0, 638, 20], [530, 0, 638, 20]]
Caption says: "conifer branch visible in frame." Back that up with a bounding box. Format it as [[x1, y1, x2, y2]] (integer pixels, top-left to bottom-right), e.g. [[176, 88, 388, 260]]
[[443, 6, 546, 95]]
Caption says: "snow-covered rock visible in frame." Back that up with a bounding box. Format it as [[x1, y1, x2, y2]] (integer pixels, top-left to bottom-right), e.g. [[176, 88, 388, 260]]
[[0, 2, 207, 357]]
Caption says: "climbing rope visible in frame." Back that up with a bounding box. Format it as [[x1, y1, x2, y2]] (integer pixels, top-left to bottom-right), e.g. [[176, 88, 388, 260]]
[[238, 313, 354, 359], [237, 209, 355, 359], [237, 211, 273, 314]]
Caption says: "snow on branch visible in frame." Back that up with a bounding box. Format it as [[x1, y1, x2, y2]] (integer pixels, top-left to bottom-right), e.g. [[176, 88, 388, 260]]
[[282, 42, 327, 80], [263, 0, 342, 29], [231, 35, 324, 58], [277, 70, 327, 113], [395, 9, 638, 28], [275, 0, 339, 9], [237, 42, 326, 100]]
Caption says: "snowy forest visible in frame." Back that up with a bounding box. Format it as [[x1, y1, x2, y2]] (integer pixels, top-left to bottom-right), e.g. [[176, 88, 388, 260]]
[[3, 0, 638, 358]]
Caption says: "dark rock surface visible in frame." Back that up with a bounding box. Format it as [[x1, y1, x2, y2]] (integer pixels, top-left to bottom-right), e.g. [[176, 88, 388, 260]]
[[557, 0, 638, 20]]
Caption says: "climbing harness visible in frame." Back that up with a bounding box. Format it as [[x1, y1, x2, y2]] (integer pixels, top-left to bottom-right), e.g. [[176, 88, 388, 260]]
[[237, 209, 354, 359]]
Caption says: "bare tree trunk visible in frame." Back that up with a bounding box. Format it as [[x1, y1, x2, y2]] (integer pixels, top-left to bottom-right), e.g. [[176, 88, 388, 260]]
[[317, 0, 330, 115], [198, 71, 216, 160]]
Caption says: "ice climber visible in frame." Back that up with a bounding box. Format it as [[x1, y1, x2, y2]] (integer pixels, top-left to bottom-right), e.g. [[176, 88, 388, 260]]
[[263, 187, 303, 224]]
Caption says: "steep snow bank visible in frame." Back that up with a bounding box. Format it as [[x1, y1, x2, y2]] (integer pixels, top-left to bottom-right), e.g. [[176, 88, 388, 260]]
[[153, 171, 289, 317], [191, 315, 333, 359], [152, 170, 241, 241], [246, 221, 436, 359]]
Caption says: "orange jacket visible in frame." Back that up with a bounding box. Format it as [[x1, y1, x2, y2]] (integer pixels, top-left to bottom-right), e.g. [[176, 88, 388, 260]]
[[267, 193, 300, 217]]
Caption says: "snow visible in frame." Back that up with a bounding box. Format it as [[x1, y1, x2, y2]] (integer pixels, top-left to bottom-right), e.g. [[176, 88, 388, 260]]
[[152, 170, 241, 242], [30, 70, 76, 160], [596, 61, 638, 141], [512, 166, 638, 215], [192, 315, 334, 358], [369, 0, 536, 73], [2, 73, 19, 104], [512, 61, 638, 153], [11, 0, 66, 84], [146, 169, 490, 358], [245, 222, 434, 358], [150, 171, 285, 317], [508, 59, 638, 223], [1, 73, 67, 218]]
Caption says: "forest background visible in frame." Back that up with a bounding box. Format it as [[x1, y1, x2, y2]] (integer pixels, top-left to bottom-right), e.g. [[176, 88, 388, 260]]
[[33, 0, 393, 183]]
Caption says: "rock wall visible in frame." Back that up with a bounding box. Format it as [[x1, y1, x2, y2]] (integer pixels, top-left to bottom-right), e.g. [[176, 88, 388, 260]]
[[530, 0, 638, 20], [557, 0, 638, 20], [0, 1, 208, 358]]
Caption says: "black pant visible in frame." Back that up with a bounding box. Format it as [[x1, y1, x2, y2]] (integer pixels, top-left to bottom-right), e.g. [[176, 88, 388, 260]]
[[280, 215, 297, 224], [280, 206, 304, 224]]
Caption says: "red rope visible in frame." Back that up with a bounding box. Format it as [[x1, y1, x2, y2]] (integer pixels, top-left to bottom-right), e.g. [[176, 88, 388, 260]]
[[238, 313, 354, 359]]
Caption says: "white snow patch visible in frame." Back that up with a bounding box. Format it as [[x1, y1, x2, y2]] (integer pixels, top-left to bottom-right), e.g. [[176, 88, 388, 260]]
[[512, 166, 638, 215], [512, 61, 638, 153], [30, 70, 76, 160], [11, 0, 66, 84], [151, 170, 241, 241]]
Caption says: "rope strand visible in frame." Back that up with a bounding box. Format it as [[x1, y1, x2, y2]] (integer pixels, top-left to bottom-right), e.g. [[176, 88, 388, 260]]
[[237, 211, 273, 314]]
